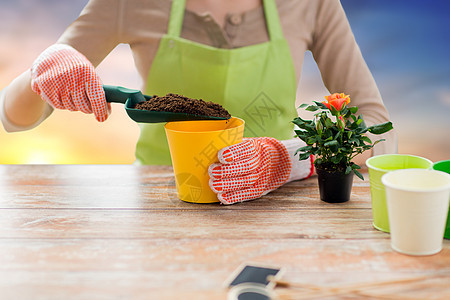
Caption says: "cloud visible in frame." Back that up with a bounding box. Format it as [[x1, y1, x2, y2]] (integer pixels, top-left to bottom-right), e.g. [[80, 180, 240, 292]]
[[437, 89, 450, 107]]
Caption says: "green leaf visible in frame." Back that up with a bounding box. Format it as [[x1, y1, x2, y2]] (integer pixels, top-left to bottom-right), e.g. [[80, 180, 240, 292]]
[[298, 152, 312, 161], [345, 166, 352, 174], [356, 127, 368, 134], [324, 140, 339, 148], [314, 101, 329, 110], [344, 110, 351, 119], [367, 122, 394, 135], [324, 140, 339, 153], [349, 106, 358, 114], [331, 155, 342, 164], [372, 139, 385, 146], [294, 129, 305, 136], [292, 120, 315, 132], [306, 105, 319, 112], [356, 117, 368, 133], [298, 145, 313, 152], [361, 136, 372, 144], [298, 103, 309, 109], [351, 164, 361, 170], [353, 169, 364, 180], [329, 104, 339, 116], [357, 115, 367, 128], [334, 131, 341, 140], [292, 118, 303, 126], [307, 137, 316, 145], [292, 117, 308, 127], [350, 138, 360, 146]]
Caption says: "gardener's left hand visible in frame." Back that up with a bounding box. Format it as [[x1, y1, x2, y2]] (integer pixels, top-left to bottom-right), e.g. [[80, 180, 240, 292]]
[[209, 137, 313, 205]]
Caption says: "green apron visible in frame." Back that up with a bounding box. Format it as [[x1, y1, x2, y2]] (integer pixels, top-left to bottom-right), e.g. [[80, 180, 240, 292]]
[[136, 0, 297, 165]]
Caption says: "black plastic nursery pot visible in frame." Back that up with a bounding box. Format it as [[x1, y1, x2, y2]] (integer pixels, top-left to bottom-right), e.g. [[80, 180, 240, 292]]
[[315, 165, 354, 203]]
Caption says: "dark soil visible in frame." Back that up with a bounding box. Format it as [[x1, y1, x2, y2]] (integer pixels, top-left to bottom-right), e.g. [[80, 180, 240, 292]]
[[134, 93, 231, 119], [314, 161, 348, 173]]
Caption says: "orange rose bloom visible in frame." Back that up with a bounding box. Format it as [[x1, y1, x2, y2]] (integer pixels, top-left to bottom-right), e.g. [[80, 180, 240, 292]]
[[322, 93, 350, 111]]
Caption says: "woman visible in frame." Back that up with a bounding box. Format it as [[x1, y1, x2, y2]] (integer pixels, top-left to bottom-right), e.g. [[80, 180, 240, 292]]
[[0, 0, 396, 204]]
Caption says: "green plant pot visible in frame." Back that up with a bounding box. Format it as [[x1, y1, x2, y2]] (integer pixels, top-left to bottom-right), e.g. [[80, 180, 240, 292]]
[[316, 165, 354, 203], [366, 154, 433, 233], [432, 160, 450, 240]]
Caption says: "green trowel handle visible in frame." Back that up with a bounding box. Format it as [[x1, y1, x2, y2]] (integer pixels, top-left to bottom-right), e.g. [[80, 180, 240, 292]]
[[103, 85, 145, 104]]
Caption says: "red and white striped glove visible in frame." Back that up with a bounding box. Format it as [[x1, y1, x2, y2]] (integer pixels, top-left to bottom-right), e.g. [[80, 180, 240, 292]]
[[209, 137, 314, 205], [30, 44, 109, 122], [208, 137, 290, 204]]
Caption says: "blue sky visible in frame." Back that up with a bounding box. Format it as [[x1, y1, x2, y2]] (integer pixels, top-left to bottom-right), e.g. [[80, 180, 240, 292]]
[[341, 0, 450, 118]]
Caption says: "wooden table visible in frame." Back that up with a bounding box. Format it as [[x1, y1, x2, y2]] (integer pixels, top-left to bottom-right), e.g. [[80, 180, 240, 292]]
[[0, 165, 448, 299]]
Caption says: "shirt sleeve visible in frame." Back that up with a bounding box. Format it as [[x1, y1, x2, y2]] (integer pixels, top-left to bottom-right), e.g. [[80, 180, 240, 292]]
[[57, 0, 124, 67], [310, 0, 397, 154], [282, 138, 314, 182], [0, 87, 53, 133]]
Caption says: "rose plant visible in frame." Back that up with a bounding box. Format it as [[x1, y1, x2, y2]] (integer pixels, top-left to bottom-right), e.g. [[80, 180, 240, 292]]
[[292, 93, 393, 180]]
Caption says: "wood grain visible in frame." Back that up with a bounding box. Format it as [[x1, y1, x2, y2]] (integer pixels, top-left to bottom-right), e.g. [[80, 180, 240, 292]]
[[0, 165, 448, 300]]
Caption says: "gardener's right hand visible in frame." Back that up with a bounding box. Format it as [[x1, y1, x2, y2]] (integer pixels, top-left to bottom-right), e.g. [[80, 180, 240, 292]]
[[30, 44, 109, 122]]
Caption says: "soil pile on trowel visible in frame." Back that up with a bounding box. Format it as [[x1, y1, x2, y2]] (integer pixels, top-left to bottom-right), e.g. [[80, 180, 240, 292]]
[[135, 93, 231, 119]]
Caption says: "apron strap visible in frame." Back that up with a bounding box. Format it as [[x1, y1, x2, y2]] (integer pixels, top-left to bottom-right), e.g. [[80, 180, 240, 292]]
[[167, 0, 284, 41], [262, 0, 284, 41], [167, 0, 186, 37]]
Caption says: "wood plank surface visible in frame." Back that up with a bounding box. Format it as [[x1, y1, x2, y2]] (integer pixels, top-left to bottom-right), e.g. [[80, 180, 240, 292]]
[[0, 165, 449, 300]]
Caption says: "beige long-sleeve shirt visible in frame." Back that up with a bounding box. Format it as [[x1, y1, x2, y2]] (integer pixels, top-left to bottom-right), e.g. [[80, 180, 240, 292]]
[[1, 0, 397, 154]]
